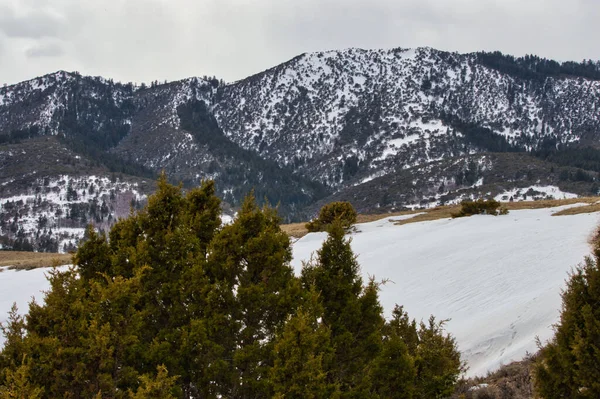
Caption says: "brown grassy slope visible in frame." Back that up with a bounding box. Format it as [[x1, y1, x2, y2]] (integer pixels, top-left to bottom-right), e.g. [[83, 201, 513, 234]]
[[281, 197, 600, 238], [0, 251, 72, 271], [450, 355, 537, 399], [551, 201, 600, 216]]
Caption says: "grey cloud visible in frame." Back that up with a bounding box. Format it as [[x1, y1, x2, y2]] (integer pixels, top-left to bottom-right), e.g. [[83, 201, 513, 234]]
[[25, 42, 65, 58], [0, 0, 599, 86], [0, 5, 67, 39]]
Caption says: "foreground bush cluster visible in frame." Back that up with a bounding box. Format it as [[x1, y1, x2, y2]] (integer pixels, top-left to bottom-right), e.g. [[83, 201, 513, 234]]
[[0, 176, 462, 398]]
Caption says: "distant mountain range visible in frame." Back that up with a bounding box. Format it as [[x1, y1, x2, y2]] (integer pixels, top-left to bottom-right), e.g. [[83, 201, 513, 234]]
[[1, 47, 600, 251]]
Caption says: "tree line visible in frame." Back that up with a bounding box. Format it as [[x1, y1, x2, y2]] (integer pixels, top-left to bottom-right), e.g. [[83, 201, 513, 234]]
[[476, 51, 600, 82]]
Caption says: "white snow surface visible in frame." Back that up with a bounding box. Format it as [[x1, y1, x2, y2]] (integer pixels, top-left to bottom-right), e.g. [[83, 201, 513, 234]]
[[291, 207, 600, 377], [0, 265, 70, 347]]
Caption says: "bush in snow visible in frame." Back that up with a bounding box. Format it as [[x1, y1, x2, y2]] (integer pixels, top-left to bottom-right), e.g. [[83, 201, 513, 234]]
[[453, 199, 508, 218], [305, 201, 357, 232]]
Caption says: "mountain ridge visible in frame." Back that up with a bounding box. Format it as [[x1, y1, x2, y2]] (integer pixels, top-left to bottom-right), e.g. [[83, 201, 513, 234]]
[[1, 46, 600, 250]]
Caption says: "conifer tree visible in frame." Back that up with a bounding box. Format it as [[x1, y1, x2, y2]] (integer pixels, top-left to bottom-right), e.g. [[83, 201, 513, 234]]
[[0, 356, 44, 399], [1, 176, 223, 398], [206, 192, 300, 398], [383, 306, 463, 399], [369, 331, 415, 399], [0, 182, 464, 398], [534, 249, 600, 398], [301, 222, 385, 396], [412, 316, 463, 399], [1, 266, 147, 398], [0, 305, 26, 374], [271, 289, 339, 399], [128, 366, 178, 399]]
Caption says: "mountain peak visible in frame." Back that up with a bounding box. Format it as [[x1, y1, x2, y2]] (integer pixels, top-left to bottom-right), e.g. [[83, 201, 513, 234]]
[[1, 47, 600, 226]]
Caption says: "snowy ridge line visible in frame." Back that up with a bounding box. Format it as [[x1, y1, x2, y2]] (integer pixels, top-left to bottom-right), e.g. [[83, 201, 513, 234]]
[[215, 46, 600, 189]]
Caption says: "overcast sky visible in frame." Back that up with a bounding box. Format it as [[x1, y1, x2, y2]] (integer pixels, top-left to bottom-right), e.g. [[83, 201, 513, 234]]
[[0, 0, 598, 86]]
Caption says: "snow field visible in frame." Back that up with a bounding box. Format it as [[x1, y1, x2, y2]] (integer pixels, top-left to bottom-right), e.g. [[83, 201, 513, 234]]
[[0, 265, 70, 347], [291, 206, 600, 377]]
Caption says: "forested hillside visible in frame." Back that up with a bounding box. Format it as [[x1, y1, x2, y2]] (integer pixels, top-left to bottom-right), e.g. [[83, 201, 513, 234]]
[[1, 47, 600, 250]]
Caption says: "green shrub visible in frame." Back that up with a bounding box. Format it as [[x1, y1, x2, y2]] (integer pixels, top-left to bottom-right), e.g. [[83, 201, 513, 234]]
[[533, 245, 600, 398], [305, 201, 357, 232], [452, 199, 508, 218]]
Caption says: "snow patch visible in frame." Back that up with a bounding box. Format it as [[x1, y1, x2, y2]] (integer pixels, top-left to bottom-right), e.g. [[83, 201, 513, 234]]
[[495, 186, 578, 202]]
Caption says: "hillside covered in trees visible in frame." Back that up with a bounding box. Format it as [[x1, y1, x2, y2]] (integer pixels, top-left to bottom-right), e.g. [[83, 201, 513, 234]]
[[2, 47, 600, 233]]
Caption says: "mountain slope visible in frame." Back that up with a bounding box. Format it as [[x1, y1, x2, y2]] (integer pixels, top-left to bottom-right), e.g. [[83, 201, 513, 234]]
[[1, 47, 600, 249], [216, 48, 600, 187]]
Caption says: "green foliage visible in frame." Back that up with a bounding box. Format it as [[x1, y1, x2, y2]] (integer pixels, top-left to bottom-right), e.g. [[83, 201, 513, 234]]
[[441, 114, 523, 154], [204, 191, 300, 397], [412, 316, 464, 399], [271, 290, 339, 399], [302, 222, 384, 396], [301, 223, 463, 398], [0, 127, 41, 145], [453, 198, 508, 218], [0, 175, 463, 398], [0, 356, 44, 399], [128, 366, 178, 399], [380, 306, 464, 399], [533, 246, 600, 398], [534, 146, 600, 174], [306, 201, 358, 232]]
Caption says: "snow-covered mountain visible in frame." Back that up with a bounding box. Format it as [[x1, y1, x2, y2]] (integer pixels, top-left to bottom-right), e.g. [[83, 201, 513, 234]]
[[216, 48, 600, 187], [0, 174, 147, 252], [1, 47, 600, 248]]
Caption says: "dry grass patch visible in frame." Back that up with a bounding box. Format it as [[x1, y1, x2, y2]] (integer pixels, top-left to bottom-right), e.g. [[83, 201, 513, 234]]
[[281, 196, 600, 237], [395, 197, 600, 226], [450, 355, 536, 399], [280, 222, 310, 239], [505, 197, 597, 211], [355, 209, 423, 224], [282, 209, 425, 238], [551, 201, 600, 216], [0, 251, 72, 271], [393, 205, 462, 226]]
